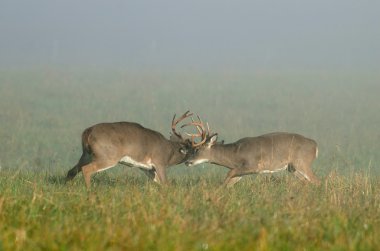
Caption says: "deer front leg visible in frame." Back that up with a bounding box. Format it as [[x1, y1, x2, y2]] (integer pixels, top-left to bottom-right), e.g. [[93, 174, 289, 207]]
[[154, 166, 168, 185], [139, 168, 156, 181]]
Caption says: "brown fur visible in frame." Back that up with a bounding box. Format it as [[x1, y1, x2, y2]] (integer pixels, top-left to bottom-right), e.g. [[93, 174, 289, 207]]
[[66, 122, 192, 189]]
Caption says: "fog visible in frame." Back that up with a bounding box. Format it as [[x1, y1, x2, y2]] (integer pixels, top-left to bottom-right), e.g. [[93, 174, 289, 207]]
[[1, 0, 379, 72]]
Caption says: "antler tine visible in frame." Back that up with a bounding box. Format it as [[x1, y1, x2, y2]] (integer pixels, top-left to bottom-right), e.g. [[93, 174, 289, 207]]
[[193, 115, 210, 147], [189, 116, 203, 136], [171, 110, 193, 139], [206, 122, 211, 135], [172, 110, 192, 126], [196, 114, 209, 137], [193, 132, 208, 147], [181, 114, 208, 147], [181, 121, 204, 134]]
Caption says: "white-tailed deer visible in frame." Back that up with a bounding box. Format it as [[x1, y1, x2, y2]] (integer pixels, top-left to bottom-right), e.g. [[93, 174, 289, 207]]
[[66, 111, 194, 188], [184, 119, 320, 187]]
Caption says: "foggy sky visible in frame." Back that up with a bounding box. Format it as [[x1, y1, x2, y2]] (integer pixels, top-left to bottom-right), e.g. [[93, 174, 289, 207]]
[[1, 0, 379, 71]]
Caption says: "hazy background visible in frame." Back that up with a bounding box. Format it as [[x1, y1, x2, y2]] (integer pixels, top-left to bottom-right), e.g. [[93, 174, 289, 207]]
[[1, 0, 379, 72], [1, 3, 380, 249], [0, 1, 379, 175]]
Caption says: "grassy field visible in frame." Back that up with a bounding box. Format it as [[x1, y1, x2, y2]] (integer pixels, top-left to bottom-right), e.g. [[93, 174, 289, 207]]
[[0, 69, 379, 250]]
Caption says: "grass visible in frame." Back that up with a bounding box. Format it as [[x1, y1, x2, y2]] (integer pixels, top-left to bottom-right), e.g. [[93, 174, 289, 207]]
[[0, 69, 379, 250], [1, 169, 379, 250]]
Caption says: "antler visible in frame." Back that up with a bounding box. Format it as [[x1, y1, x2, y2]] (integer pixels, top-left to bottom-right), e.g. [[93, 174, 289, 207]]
[[171, 110, 193, 139], [181, 115, 209, 147]]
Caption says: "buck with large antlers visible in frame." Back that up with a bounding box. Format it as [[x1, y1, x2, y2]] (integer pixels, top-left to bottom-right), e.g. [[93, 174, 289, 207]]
[[66, 111, 194, 188], [184, 118, 320, 187]]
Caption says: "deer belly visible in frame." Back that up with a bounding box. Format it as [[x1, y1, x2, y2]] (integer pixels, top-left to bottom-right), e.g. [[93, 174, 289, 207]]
[[119, 155, 154, 170], [259, 164, 289, 174]]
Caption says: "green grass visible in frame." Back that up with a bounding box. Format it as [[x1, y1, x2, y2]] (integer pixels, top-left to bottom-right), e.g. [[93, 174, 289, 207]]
[[0, 69, 379, 250]]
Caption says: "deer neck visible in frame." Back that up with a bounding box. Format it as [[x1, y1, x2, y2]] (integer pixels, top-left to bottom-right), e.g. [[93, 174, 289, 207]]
[[210, 144, 239, 169], [166, 141, 187, 166]]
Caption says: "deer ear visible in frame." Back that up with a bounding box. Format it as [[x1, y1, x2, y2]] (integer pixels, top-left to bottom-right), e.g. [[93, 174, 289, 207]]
[[207, 134, 218, 147]]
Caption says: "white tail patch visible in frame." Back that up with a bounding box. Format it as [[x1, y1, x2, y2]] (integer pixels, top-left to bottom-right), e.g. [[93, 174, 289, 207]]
[[192, 159, 209, 165]]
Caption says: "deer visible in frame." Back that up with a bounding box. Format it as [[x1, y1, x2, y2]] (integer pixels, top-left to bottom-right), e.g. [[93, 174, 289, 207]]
[[65, 111, 195, 189], [183, 118, 320, 187]]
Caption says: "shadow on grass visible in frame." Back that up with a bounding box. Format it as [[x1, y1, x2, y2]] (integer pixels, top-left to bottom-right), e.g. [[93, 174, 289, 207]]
[[92, 173, 153, 188], [45, 174, 67, 185]]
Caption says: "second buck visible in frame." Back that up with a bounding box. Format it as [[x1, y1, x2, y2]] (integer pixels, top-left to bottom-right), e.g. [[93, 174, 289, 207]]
[[184, 119, 320, 187]]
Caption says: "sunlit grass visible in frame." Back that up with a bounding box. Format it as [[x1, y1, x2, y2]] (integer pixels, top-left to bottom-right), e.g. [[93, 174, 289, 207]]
[[0, 168, 379, 250]]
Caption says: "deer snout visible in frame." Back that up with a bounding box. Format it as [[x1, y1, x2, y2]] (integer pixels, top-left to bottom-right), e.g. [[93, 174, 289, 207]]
[[185, 158, 209, 166]]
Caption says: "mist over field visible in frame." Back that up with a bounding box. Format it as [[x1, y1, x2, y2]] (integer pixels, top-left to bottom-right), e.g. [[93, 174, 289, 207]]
[[0, 70, 379, 175], [1, 0, 379, 172], [1, 1, 380, 250]]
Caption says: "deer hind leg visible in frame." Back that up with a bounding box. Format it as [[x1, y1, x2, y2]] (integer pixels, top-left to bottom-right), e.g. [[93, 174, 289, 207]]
[[66, 151, 91, 182], [223, 169, 243, 188], [226, 177, 242, 188], [82, 159, 118, 189]]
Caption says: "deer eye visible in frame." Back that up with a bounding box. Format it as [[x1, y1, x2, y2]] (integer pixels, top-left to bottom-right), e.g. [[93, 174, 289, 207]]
[[180, 148, 187, 154]]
